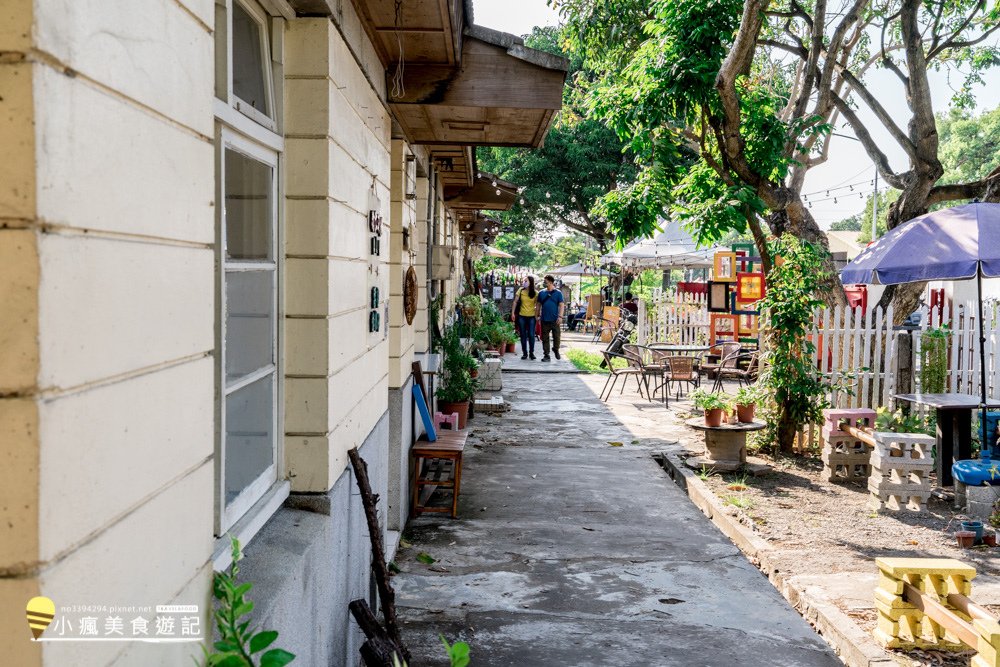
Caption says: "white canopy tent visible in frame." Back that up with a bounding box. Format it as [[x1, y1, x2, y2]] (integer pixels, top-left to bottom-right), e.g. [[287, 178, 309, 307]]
[[606, 221, 719, 269]]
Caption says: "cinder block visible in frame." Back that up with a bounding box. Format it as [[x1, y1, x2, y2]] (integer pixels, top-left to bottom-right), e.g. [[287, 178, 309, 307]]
[[479, 359, 502, 392], [822, 407, 876, 436]]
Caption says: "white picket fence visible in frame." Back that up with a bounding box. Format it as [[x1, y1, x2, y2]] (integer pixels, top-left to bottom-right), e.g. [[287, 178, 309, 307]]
[[638, 293, 709, 347], [641, 294, 1000, 412]]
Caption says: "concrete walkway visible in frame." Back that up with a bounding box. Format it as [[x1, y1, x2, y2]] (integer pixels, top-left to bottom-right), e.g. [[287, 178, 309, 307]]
[[394, 370, 841, 666]]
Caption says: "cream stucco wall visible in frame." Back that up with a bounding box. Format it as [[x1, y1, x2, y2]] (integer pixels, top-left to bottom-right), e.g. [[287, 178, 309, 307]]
[[282, 18, 391, 493], [1, 1, 215, 665], [388, 140, 418, 388]]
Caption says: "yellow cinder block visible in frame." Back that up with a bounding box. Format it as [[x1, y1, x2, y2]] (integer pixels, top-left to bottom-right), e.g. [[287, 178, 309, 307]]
[[876, 557, 976, 579], [973, 656, 1000, 667], [878, 572, 904, 595], [875, 587, 912, 609]]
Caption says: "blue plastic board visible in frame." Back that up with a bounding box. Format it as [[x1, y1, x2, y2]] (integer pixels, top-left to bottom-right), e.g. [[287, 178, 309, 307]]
[[412, 383, 437, 442]]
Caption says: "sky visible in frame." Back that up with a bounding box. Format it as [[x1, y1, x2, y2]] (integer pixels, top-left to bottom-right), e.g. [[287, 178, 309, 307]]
[[471, 0, 1000, 232]]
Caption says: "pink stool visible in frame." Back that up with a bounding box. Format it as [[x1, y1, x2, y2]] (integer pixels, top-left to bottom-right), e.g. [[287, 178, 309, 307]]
[[434, 411, 459, 431]]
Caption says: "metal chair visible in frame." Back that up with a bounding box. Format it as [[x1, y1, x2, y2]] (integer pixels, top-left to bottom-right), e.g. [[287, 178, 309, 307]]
[[700, 342, 741, 380], [599, 350, 645, 402], [623, 344, 662, 404], [712, 350, 760, 393]]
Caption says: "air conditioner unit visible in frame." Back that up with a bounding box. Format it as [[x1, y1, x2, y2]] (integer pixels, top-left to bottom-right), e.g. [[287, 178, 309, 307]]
[[430, 245, 455, 280]]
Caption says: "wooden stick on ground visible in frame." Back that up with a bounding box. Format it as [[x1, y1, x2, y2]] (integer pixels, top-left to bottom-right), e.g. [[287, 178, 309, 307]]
[[349, 599, 403, 667], [348, 447, 410, 663]]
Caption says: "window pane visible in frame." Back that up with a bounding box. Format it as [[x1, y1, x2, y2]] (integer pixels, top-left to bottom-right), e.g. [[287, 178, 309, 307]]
[[225, 269, 274, 383], [225, 149, 272, 260], [225, 374, 274, 506], [232, 2, 268, 115]]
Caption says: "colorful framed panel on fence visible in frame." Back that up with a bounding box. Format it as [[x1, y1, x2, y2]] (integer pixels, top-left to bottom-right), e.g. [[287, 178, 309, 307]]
[[707, 281, 731, 313], [730, 291, 759, 316], [738, 313, 759, 337], [713, 252, 737, 282], [736, 272, 765, 303], [709, 313, 738, 345]]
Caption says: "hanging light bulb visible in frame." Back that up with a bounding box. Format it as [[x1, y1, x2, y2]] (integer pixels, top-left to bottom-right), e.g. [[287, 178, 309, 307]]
[[520, 198, 525, 205], [496, 189, 501, 196], [834, 197, 838, 204], [826, 190, 830, 196], [849, 185, 854, 191], [492, 179, 498, 187], [859, 192, 863, 199], [545, 192, 551, 199], [571, 195, 576, 202]]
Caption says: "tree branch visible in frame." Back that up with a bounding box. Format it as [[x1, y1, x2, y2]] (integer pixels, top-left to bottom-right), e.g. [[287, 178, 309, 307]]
[[926, 169, 1000, 205], [830, 91, 908, 190]]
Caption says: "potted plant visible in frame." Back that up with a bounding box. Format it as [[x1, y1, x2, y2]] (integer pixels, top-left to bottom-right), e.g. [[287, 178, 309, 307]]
[[692, 389, 732, 428], [504, 324, 518, 354], [734, 385, 760, 423], [437, 324, 479, 429]]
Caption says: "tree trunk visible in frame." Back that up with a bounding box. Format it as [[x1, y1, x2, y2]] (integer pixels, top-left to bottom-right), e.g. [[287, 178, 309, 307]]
[[776, 405, 798, 454], [765, 201, 848, 308]]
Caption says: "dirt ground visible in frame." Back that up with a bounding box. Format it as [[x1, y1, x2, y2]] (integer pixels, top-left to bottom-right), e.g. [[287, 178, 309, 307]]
[[684, 441, 1000, 666], [556, 332, 1000, 667]]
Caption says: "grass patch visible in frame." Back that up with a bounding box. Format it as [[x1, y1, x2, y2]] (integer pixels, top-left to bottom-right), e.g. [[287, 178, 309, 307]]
[[565, 348, 626, 374], [722, 494, 755, 511]]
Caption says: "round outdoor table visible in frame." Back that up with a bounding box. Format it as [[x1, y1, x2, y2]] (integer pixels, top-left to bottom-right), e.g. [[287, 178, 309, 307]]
[[648, 344, 711, 355], [685, 418, 766, 472]]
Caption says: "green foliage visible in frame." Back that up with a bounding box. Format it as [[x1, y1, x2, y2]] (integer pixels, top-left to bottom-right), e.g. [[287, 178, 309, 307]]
[[734, 385, 761, 407], [691, 388, 732, 412], [440, 636, 471, 667], [874, 406, 936, 438], [919, 326, 950, 394], [857, 189, 901, 244], [756, 235, 832, 452], [437, 324, 479, 403], [937, 106, 1000, 186], [201, 537, 295, 667], [828, 216, 862, 232], [476, 26, 637, 247]]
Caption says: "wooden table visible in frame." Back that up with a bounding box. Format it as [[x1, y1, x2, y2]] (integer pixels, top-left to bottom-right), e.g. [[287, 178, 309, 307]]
[[894, 393, 1000, 487], [685, 418, 767, 472]]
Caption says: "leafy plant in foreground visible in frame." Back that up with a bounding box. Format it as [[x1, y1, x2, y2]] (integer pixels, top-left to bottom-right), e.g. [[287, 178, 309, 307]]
[[200, 536, 295, 667]]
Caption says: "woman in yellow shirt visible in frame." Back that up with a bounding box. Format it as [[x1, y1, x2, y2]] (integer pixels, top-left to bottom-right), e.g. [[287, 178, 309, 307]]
[[510, 276, 538, 360]]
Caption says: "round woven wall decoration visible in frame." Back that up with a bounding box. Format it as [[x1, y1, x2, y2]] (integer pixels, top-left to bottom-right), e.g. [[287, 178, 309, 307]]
[[404, 266, 418, 325]]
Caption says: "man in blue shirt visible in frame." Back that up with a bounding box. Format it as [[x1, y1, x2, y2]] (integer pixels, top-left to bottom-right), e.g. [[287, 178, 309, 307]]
[[536, 275, 565, 362]]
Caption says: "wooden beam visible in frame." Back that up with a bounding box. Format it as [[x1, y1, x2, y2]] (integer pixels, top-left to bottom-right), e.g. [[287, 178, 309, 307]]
[[373, 26, 446, 33], [902, 582, 978, 648], [388, 40, 565, 109]]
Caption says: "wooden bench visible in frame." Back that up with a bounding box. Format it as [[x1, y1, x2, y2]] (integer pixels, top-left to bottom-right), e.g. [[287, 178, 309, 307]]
[[412, 430, 466, 518]]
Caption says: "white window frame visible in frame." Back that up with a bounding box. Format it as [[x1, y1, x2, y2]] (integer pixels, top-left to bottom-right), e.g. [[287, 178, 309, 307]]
[[216, 129, 283, 536], [222, 0, 278, 132]]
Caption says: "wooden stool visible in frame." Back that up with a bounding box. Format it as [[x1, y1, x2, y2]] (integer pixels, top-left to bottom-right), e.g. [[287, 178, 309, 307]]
[[412, 430, 466, 519]]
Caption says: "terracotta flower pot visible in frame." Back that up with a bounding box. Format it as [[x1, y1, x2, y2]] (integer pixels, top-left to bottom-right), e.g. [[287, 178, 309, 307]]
[[955, 530, 976, 549], [438, 400, 469, 430], [506, 342, 517, 353], [984, 533, 997, 547], [470, 369, 479, 379], [736, 403, 756, 423], [704, 408, 725, 428]]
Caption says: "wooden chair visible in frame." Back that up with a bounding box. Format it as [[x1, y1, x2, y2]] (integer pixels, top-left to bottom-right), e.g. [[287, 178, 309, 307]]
[[665, 355, 699, 399], [599, 350, 645, 402]]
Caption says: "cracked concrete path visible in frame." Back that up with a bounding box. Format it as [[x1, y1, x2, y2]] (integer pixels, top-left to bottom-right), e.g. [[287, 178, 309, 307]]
[[394, 370, 841, 666]]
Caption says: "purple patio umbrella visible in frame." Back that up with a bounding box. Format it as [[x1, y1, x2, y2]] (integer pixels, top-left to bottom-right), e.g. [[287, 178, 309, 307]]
[[840, 202, 1000, 452]]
